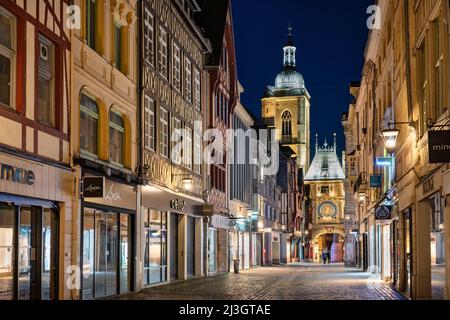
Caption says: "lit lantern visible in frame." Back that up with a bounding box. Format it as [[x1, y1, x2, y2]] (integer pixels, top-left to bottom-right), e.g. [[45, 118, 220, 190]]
[[381, 128, 400, 154]]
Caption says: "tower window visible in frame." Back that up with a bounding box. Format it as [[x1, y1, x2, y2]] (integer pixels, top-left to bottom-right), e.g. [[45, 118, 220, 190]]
[[282, 111, 292, 140]]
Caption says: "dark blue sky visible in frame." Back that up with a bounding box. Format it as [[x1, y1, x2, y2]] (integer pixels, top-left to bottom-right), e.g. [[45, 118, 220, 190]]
[[231, 0, 373, 155]]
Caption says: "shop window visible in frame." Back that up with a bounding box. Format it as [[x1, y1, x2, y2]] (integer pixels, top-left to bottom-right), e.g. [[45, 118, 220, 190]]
[[144, 210, 167, 285], [109, 110, 125, 165], [144, 95, 155, 151], [80, 93, 99, 156], [144, 6, 154, 66], [0, 5, 16, 109], [37, 34, 55, 127]]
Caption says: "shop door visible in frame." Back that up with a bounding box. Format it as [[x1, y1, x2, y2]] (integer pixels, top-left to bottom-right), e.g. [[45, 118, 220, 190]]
[[169, 213, 178, 281], [382, 225, 391, 280], [186, 217, 195, 277], [82, 209, 132, 299], [0, 203, 57, 300]]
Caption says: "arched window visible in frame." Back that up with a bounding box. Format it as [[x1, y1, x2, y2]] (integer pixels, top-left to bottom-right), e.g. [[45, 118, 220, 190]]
[[282, 111, 292, 138], [109, 110, 125, 165], [80, 93, 99, 155]]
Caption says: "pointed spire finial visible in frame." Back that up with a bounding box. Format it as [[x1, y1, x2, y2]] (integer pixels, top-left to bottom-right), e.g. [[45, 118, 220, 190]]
[[333, 133, 337, 150], [288, 20, 293, 36]]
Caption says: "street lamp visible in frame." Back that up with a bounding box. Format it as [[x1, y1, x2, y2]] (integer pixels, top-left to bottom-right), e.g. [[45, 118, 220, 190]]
[[181, 177, 194, 191], [381, 128, 400, 154]]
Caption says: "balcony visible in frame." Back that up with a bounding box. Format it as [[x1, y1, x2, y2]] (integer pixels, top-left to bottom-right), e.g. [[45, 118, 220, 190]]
[[354, 172, 368, 194]]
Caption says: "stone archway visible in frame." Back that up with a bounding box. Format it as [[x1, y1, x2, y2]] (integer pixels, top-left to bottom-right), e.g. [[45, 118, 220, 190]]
[[311, 227, 345, 263]]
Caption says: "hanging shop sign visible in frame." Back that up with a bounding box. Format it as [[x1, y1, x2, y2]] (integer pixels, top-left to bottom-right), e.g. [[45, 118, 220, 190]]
[[83, 177, 136, 211], [376, 157, 394, 167], [210, 215, 230, 230], [375, 205, 392, 220], [428, 130, 450, 164], [82, 176, 105, 198], [0, 163, 35, 185], [370, 175, 382, 188]]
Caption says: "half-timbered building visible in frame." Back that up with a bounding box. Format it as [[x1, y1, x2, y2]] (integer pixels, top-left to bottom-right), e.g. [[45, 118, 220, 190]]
[[0, 0, 73, 300]]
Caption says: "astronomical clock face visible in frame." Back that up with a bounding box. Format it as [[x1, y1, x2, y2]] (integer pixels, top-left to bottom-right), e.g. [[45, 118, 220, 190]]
[[317, 201, 338, 219]]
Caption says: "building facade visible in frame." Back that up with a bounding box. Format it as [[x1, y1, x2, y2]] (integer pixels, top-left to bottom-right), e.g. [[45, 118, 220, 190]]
[[229, 82, 254, 271], [346, 0, 450, 300], [0, 0, 73, 300], [137, 0, 210, 290], [71, 0, 139, 300], [195, 0, 239, 275], [304, 136, 346, 263]]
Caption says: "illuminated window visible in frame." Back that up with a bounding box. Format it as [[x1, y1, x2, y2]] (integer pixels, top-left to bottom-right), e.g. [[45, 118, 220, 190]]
[[160, 107, 169, 157], [144, 95, 155, 151]]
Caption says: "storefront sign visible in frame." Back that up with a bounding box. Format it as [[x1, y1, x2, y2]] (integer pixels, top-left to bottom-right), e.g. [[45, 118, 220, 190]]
[[0, 163, 35, 185], [202, 205, 215, 216], [375, 205, 392, 220], [370, 175, 382, 188], [428, 130, 450, 164], [170, 199, 185, 211], [210, 215, 230, 230], [83, 177, 136, 211], [82, 177, 105, 198], [376, 157, 394, 167]]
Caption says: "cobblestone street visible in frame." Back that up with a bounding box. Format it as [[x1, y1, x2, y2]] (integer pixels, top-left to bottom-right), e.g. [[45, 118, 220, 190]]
[[117, 263, 405, 300]]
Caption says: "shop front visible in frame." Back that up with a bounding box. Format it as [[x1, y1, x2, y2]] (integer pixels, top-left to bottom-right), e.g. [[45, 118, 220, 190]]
[[141, 185, 204, 286], [80, 176, 137, 300], [414, 171, 446, 300], [0, 153, 74, 300], [207, 214, 230, 274]]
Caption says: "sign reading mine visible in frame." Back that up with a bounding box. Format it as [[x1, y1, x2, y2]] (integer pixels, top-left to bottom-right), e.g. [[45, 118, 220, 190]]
[[428, 130, 450, 164]]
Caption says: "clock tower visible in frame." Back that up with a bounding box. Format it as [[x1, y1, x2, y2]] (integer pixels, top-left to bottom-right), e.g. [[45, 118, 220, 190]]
[[304, 134, 346, 263]]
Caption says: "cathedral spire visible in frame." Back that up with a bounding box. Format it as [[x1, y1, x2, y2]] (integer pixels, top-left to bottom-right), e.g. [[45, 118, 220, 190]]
[[333, 133, 337, 150], [283, 23, 296, 68], [315, 134, 319, 154]]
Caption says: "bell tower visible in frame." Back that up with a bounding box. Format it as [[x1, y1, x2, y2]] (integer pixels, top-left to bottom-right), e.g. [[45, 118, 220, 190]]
[[261, 24, 311, 172]]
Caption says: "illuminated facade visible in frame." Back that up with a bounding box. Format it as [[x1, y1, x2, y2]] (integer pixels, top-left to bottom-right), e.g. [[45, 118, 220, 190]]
[[304, 136, 346, 263], [346, 0, 450, 300]]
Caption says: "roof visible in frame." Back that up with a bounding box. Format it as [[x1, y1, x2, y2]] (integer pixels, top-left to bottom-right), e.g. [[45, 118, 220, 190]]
[[304, 139, 346, 181], [195, 0, 229, 66]]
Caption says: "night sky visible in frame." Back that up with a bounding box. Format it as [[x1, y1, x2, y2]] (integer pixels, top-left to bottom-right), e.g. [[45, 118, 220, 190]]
[[231, 0, 374, 156]]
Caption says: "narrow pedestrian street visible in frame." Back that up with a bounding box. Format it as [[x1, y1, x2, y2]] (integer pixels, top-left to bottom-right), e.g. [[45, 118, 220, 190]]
[[116, 264, 405, 301]]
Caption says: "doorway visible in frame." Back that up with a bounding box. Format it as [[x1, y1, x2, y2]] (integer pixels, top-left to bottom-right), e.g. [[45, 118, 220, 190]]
[[0, 202, 58, 300], [81, 208, 132, 299]]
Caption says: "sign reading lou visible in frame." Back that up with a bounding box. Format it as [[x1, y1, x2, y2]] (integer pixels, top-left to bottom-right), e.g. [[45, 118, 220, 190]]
[[428, 130, 450, 164]]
